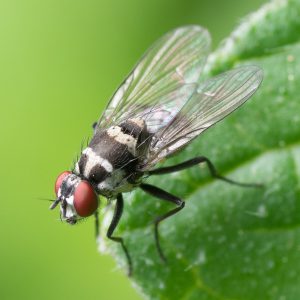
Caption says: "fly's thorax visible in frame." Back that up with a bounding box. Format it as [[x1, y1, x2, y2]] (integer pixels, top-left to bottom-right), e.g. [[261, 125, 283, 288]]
[[96, 169, 135, 198], [73, 118, 151, 198], [75, 147, 112, 182], [119, 118, 153, 162]]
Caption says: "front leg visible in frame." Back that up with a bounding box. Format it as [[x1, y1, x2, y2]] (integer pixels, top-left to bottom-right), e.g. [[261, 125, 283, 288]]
[[106, 194, 132, 276]]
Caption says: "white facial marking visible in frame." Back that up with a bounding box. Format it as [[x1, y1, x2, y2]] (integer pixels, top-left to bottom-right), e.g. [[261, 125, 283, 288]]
[[60, 194, 77, 219], [82, 147, 113, 176], [59, 175, 81, 220], [65, 195, 76, 218], [66, 195, 74, 205], [107, 126, 137, 155]]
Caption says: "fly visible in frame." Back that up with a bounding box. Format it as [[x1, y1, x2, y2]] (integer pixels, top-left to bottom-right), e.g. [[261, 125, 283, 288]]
[[50, 25, 263, 276]]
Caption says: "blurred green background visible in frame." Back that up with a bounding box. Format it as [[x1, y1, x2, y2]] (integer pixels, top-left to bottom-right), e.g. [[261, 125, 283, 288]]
[[0, 0, 265, 299]]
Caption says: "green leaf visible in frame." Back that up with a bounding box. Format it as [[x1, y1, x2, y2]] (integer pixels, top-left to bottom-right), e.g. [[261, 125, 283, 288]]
[[100, 0, 300, 299]]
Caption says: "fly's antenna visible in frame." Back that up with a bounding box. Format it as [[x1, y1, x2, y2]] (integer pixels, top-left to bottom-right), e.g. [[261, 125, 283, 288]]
[[49, 198, 61, 210], [36, 196, 61, 210], [36, 197, 56, 202]]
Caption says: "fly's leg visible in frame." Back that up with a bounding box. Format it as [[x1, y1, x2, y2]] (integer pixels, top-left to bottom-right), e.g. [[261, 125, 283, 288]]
[[107, 194, 132, 276], [148, 156, 262, 188], [140, 183, 185, 262]]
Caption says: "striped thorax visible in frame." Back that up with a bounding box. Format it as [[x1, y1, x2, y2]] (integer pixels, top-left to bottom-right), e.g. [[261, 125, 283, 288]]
[[73, 117, 149, 194]]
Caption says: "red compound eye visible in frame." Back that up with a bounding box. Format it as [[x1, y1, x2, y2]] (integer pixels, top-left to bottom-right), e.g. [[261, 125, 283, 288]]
[[73, 181, 98, 217], [55, 171, 71, 195]]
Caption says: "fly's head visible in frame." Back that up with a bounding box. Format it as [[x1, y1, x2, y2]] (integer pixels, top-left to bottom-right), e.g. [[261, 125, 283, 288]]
[[51, 171, 99, 224]]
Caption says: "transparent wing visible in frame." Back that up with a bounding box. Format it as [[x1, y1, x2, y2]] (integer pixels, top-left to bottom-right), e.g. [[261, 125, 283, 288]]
[[145, 66, 263, 167], [96, 26, 211, 132]]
